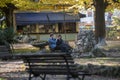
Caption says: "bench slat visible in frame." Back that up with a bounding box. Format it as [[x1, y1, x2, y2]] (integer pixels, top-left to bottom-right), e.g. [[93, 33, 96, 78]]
[[29, 70, 77, 75], [0, 45, 11, 59], [0, 52, 11, 56], [25, 60, 74, 63], [0, 49, 9, 51], [26, 64, 76, 67], [0, 52, 10, 54], [28, 67, 76, 71], [23, 53, 71, 57], [24, 57, 73, 60]]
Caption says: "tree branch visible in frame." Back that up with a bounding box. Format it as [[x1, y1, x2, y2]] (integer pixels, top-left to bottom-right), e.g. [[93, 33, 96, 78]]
[[91, 0, 96, 7], [112, 0, 120, 3], [104, 0, 110, 9]]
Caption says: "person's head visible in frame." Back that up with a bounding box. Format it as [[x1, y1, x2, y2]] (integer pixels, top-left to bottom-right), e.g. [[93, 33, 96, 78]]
[[50, 33, 55, 38], [57, 34, 62, 39]]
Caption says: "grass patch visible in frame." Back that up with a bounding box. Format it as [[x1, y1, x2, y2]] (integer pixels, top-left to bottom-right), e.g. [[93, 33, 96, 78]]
[[75, 57, 120, 66], [104, 45, 120, 50], [13, 48, 39, 54], [0, 78, 6, 80], [103, 41, 120, 50]]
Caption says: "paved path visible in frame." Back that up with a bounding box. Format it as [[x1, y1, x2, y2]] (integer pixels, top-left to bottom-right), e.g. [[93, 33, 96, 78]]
[[0, 72, 119, 80]]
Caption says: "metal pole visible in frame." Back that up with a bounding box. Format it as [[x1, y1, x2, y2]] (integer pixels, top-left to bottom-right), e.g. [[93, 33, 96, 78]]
[[63, 5, 67, 41]]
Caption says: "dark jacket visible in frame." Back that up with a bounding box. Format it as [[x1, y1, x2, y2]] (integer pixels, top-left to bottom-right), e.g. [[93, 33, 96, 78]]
[[56, 38, 63, 46]]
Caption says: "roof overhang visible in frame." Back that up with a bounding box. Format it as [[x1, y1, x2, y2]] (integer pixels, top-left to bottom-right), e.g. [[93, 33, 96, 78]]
[[15, 12, 86, 25]]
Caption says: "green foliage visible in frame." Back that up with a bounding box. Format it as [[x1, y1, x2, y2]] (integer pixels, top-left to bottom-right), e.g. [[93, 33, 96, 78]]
[[4, 27, 15, 43], [75, 0, 120, 11], [0, 0, 120, 13], [106, 27, 120, 40], [13, 48, 39, 54], [92, 48, 106, 57], [0, 29, 5, 45], [0, 27, 15, 45], [0, 78, 6, 80], [112, 17, 120, 27]]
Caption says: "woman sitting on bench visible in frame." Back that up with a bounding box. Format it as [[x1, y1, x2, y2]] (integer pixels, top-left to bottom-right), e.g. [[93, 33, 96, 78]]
[[56, 35, 72, 53]]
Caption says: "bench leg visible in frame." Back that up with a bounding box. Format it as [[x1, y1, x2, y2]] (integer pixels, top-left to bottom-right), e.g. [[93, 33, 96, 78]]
[[29, 73, 32, 80], [39, 74, 46, 80], [43, 74, 46, 80], [66, 75, 70, 80], [77, 77, 82, 80], [81, 75, 85, 80], [67, 75, 82, 80], [77, 75, 85, 80]]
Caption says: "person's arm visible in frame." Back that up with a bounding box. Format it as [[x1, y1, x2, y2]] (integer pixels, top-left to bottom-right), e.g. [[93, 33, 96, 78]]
[[60, 39, 64, 44], [48, 38, 56, 44]]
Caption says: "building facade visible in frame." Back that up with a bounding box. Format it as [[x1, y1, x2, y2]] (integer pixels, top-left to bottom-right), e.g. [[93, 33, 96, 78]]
[[14, 12, 85, 41]]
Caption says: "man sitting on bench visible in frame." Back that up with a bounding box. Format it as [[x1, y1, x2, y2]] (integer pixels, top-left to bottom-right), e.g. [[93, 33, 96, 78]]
[[48, 33, 57, 52]]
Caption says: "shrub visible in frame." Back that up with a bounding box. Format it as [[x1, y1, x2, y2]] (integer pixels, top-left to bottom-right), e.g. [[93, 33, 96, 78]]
[[0, 27, 15, 45], [4, 27, 15, 43]]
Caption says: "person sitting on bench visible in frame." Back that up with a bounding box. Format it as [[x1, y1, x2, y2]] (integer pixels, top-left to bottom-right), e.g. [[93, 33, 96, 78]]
[[48, 33, 57, 51], [56, 35, 72, 53]]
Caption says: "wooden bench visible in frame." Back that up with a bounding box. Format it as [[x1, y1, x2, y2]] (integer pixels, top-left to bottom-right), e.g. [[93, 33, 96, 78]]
[[0, 45, 12, 60], [32, 41, 48, 49], [49, 41, 73, 53], [23, 53, 91, 80]]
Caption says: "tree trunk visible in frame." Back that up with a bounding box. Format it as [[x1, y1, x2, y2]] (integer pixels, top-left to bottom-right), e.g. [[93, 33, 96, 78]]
[[4, 8, 13, 27], [94, 0, 107, 46], [1, 3, 15, 27]]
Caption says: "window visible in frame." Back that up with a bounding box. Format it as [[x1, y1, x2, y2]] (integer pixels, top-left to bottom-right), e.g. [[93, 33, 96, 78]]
[[38, 24, 56, 33], [58, 22, 76, 33], [17, 22, 77, 34], [65, 23, 76, 32], [88, 11, 92, 17]]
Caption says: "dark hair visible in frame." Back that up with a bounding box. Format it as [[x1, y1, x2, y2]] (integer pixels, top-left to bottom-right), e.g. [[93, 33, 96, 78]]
[[58, 34, 62, 37], [50, 33, 54, 37]]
